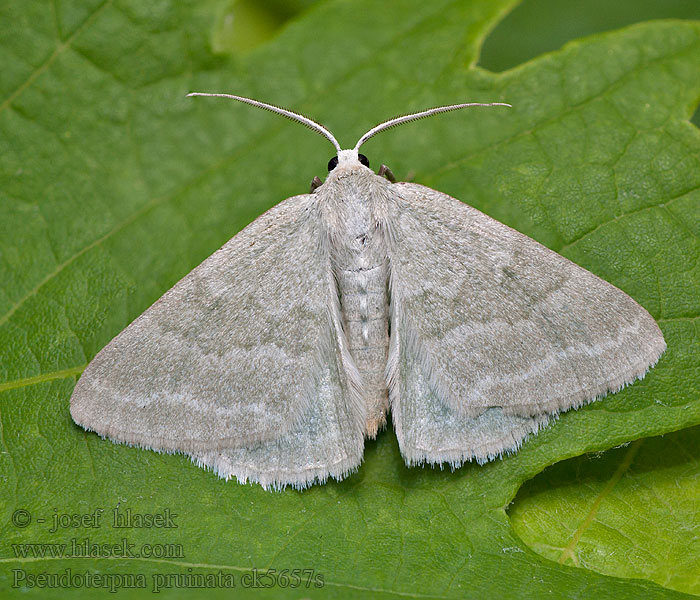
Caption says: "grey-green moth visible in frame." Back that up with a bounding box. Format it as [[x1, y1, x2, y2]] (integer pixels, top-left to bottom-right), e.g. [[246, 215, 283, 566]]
[[70, 94, 666, 490]]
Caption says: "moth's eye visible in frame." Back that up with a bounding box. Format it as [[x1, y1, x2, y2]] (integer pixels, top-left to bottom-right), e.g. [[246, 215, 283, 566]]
[[328, 156, 339, 172], [359, 154, 370, 168]]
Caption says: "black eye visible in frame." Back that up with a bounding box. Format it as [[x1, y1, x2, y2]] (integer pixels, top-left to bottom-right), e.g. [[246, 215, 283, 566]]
[[328, 156, 338, 172], [359, 154, 370, 167]]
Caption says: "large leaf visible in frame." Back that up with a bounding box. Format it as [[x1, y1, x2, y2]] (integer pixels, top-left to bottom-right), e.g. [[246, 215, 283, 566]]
[[509, 425, 700, 596], [1, 0, 698, 598]]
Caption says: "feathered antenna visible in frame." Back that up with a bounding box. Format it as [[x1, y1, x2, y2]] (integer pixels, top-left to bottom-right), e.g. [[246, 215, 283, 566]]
[[187, 93, 511, 154], [187, 92, 342, 153], [354, 102, 511, 151]]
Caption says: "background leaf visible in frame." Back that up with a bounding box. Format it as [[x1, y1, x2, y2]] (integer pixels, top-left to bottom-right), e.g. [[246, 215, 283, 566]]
[[0, 0, 698, 598], [509, 426, 700, 595]]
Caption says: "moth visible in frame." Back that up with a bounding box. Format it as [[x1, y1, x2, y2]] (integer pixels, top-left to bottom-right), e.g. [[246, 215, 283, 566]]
[[70, 94, 666, 490]]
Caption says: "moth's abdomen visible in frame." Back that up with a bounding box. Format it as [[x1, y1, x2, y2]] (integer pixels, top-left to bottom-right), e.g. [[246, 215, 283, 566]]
[[319, 173, 393, 437], [336, 260, 390, 438]]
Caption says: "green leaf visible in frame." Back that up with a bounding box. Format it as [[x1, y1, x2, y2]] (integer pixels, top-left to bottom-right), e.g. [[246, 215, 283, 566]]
[[0, 1, 698, 598], [509, 426, 700, 596]]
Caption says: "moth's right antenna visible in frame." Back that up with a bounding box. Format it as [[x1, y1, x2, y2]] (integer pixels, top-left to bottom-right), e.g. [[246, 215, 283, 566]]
[[187, 92, 342, 154], [354, 102, 512, 152]]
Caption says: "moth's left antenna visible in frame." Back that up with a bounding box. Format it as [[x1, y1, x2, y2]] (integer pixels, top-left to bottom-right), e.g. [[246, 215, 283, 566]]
[[187, 92, 342, 153]]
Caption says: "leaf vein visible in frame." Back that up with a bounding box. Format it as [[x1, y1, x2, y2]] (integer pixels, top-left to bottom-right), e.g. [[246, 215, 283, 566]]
[[557, 439, 642, 565], [0, 0, 113, 113]]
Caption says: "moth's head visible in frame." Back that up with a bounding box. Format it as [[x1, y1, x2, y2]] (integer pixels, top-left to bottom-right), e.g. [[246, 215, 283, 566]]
[[327, 149, 370, 175]]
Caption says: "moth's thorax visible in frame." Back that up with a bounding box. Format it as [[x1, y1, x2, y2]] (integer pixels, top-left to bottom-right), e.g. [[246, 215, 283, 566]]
[[317, 167, 391, 437], [318, 166, 390, 244], [317, 166, 391, 272]]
